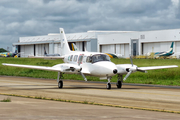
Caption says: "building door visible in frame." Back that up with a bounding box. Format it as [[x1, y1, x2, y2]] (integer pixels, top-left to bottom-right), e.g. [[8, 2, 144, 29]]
[[131, 39, 139, 56]]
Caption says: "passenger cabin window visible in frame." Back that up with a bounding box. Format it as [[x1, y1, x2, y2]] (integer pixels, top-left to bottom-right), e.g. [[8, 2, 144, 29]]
[[73, 55, 78, 62], [70, 55, 73, 61], [92, 54, 110, 63], [68, 55, 71, 61], [78, 54, 84, 65]]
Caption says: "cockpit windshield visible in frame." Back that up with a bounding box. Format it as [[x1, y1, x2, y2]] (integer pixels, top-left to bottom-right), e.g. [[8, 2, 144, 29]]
[[92, 54, 110, 63]]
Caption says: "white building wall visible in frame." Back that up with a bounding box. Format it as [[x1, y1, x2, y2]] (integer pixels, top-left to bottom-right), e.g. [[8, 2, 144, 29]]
[[20, 45, 34, 57], [101, 44, 129, 58], [98, 29, 180, 57], [16, 28, 180, 58], [76, 42, 83, 51], [101, 45, 115, 53], [54, 43, 61, 54], [124, 44, 129, 57]]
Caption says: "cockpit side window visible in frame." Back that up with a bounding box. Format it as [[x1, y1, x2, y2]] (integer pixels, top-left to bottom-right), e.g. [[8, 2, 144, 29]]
[[83, 56, 87, 63], [86, 56, 92, 63]]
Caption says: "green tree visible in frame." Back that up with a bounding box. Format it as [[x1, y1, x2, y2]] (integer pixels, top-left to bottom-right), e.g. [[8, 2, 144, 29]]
[[0, 48, 8, 52]]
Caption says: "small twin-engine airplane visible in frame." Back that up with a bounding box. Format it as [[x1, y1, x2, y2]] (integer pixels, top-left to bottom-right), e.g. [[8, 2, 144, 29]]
[[2, 28, 178, 89]]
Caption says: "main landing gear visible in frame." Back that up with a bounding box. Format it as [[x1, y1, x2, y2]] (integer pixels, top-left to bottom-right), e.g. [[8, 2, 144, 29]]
[[57, 72, 63, 89], [106, 75, 123, 90], [116, 74, 123, 89]]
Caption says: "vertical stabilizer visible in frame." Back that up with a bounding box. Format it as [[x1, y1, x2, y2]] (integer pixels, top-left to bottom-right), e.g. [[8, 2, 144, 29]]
[[44, 47, 47, 55], [60, 28, 71, 55], [169, 42, 174, 53], [72, 43, 79, 51]]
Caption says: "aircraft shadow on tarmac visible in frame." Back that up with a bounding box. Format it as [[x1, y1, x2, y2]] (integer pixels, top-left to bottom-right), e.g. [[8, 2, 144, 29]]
[[9, 85, 141, 90]]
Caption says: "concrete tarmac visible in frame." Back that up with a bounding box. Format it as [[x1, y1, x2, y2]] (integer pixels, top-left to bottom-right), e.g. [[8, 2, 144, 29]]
[[0, 76, 180, 119], [1, 95, 180, 120]]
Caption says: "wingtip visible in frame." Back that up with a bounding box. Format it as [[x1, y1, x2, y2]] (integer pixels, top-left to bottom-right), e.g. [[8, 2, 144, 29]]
[[2, 63, 6, 66]]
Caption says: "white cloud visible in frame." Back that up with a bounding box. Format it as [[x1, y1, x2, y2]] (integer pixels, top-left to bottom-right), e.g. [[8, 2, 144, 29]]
[[0, 0, 180, 50]]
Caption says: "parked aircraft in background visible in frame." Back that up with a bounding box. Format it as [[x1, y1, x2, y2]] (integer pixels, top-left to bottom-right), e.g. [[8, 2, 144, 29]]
[[154, 42, 174, 57], [146, 42, 174, 58], [3, 28, 178, 89], [105, 53, 124, 58], [0, 49, 18, 58]]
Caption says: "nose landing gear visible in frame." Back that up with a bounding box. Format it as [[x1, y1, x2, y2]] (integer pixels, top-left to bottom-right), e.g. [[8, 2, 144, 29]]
[[106, 75, 123, 89], [107, 77, 112, 89]]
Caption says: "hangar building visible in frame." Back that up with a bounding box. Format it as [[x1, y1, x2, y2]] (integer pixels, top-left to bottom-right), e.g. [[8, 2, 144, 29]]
[[13, 28, 180, 58]]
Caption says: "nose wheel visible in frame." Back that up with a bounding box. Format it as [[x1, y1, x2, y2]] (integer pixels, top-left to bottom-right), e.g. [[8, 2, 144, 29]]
[[106, 77, 112, 89], [107, 83, 111, 89]]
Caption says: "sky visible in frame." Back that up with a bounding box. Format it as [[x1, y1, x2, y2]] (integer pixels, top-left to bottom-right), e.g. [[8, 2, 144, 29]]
[[0, 0, 180, 51]]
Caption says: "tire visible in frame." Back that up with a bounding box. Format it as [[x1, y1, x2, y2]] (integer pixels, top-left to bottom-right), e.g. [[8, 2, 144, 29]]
[[107, 83, 111, 89], [58, 81, 63, 88], [116, 81, 122, 88]]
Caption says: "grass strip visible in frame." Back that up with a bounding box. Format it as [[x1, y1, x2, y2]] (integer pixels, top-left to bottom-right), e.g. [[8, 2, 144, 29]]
[[0, 93, 179, 114], [0, 58, 180, 86], [0, 97, 11, 102]]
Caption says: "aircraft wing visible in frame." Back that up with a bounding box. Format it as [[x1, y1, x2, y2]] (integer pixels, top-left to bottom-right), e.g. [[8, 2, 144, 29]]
[[2, 63, 81, 73], [28, 56, 64, 59], [138, 65, 178, 71], [2, 63, 61, 72]]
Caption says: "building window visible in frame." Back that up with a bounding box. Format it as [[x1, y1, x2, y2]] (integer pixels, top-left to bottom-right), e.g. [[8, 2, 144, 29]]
[[140, 35, 145, 39]]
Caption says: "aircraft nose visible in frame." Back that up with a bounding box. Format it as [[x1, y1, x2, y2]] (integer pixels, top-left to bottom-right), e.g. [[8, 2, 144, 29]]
[[113, 69, 117, 74]]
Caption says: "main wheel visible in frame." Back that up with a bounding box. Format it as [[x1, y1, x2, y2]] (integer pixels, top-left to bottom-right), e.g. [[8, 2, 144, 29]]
[[116, 81, 122, 88], [58, 81, 63, 88], [107, 83, 111, 89]]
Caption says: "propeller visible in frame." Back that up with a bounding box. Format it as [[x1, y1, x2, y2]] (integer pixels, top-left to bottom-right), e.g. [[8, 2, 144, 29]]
[[78, 54, 87, 81], [123, 56, 147, 81]]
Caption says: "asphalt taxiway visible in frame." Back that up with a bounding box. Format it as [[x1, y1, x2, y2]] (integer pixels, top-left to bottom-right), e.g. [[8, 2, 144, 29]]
[[0, 76, 180, 119]]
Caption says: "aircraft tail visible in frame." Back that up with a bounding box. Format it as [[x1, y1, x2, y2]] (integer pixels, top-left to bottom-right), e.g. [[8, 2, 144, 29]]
[[44, 47, 47, 56], [169, 42, 174, 53], [60, 28, 71, 56], [15, 48, 18, 54], [72, 43, 79, 51]]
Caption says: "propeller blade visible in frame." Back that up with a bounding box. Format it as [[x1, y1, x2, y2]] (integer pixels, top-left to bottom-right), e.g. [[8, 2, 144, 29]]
[[130, 56, 133, 67], [123, 71, 132, 81], [80, 71, 87, 81]]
